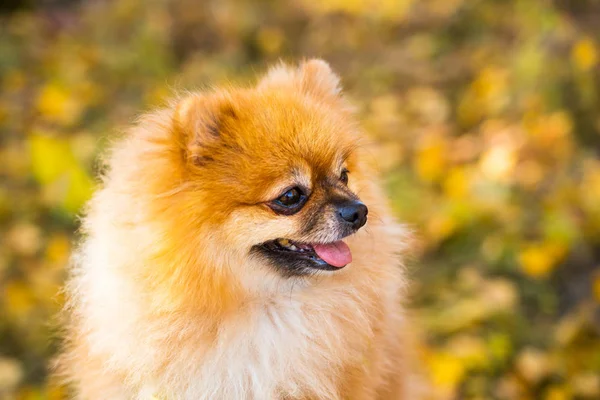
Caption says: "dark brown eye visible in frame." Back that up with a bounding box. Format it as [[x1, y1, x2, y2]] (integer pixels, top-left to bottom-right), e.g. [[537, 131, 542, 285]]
[[276, 187, 302, 206], [271, 187, 307, 215], [340, 169, 349, 185]]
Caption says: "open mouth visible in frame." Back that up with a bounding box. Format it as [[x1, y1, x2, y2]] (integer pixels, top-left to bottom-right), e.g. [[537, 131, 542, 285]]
[[255, 238, 352, 275]]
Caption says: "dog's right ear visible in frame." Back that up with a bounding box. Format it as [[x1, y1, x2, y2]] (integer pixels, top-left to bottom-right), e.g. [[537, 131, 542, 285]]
[[258, 59, 342, 104], [173, 94, 237, 165]]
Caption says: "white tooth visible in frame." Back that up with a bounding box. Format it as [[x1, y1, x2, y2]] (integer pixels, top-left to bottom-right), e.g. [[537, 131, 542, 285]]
[[289, 245, 298, 251]]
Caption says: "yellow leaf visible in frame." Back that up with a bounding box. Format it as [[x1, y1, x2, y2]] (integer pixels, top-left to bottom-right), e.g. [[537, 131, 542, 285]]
[[17, 386, 42, 400], [545, 385, 570, 400], [525, 112, 573, 163], [414, 133, 447, 183], [29, 133, 76, 184], [572, 37, 598, 71], [5, 281, 35, 316], [36, 82, 83, 126], [427, 214, 457, 242], [443, 167, 469, 199], [29, 132, 94, 213], [45, 234, 71, 264], [299, 0, 414, 21], [472, 67, 509, 100], [458, 67, 509, 125], [427, 352, 465, 391], [518, 241, 567, 279], [518, 246, 553, 278], [63, 167, 94, 213]]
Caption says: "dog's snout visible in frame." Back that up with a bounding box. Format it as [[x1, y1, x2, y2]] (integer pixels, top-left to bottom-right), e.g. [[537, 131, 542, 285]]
[[337, 201, 368, 230]]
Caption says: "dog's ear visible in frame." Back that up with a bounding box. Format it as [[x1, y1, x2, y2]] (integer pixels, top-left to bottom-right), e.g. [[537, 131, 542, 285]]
[[173, 94, 237, 165], [258, 59, 342, 102], [298, 59, 342, 101]]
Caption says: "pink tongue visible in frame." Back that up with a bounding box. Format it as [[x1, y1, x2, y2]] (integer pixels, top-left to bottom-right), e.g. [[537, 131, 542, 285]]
[[312, 241, 352, 268]]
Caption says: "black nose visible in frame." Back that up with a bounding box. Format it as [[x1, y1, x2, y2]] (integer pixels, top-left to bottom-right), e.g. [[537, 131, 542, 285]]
[[337, 201, 368, 230]]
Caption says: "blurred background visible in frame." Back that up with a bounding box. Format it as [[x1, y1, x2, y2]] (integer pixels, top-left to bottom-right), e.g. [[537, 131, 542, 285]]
[[1, 0, 600, 399]]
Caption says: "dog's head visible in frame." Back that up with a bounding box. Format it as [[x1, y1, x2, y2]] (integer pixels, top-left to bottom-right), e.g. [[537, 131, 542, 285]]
[[173, 60, 369, 277]]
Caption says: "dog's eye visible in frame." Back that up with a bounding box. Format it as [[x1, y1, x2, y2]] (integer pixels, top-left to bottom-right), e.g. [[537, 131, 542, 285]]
[[276, 187, 303, 206], [340, 169, 349, 185], [271, 187, 307, 215]]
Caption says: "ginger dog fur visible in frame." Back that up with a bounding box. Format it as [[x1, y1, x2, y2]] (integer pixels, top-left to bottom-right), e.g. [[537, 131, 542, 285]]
[[57, 60, 418, 399]]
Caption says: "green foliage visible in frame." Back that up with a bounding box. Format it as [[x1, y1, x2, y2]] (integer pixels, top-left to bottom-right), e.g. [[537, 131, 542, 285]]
[[1, 0, 599, 398]]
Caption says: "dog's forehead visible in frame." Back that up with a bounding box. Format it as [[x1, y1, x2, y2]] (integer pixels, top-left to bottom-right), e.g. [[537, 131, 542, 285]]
[[244, 95, 353, 161], [248, 129, 348, 179]]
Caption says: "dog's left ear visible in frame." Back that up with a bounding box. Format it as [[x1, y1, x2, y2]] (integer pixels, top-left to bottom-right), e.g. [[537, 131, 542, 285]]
[[258, 59, 342, 103]]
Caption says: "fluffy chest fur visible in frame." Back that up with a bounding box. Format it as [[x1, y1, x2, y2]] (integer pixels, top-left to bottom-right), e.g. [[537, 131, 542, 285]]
[[149, 288, 394, 399], [69, 223, 406, 400]]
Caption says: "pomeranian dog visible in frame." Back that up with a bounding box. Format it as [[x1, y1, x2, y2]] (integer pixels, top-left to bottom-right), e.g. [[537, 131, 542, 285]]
[[58, 60, 417, 399]]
